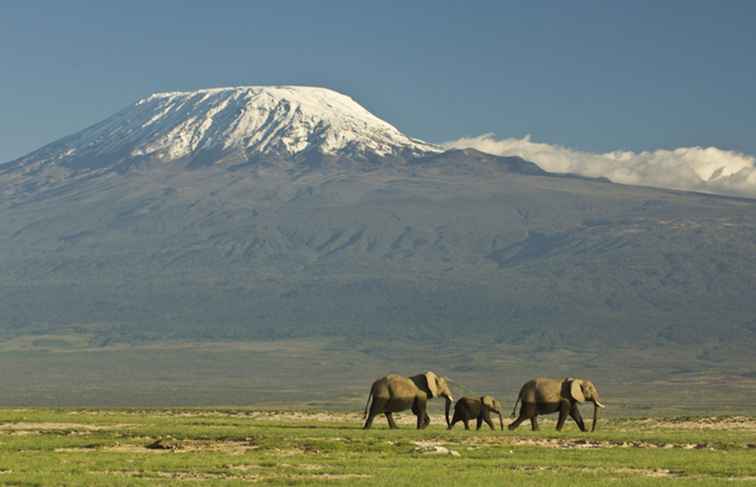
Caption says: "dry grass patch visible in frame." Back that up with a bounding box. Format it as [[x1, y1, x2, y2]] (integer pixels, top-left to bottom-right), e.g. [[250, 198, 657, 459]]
[[506, 465, 683, 478], [97, 438, 259, 455], [642, 416, 756, 431], [103, 470, 262, 481], [0, 421, 132, 432], [462, 435, 715, 450], [102, 469, 369, 483]]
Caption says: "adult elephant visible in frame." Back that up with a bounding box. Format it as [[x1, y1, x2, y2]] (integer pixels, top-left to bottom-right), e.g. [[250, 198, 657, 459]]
[[508, 377, 605, 432], [362, 371, 454, 429]]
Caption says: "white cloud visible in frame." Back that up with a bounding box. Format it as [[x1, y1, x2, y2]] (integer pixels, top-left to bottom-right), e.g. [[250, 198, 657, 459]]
[[444, 134, 756, 198]]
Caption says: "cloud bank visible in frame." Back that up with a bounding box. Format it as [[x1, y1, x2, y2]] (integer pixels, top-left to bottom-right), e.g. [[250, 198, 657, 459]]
[[445, 134, 756, 198]]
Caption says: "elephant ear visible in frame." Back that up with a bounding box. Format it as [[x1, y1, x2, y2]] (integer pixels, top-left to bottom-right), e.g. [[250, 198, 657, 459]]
[[569, 379, 586, 402], [481, 396, 495, 409], [424, 371, 440, 398]]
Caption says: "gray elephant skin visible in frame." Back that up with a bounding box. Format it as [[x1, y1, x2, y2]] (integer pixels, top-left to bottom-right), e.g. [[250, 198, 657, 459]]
[[362, 371, 454, 429], [508, 377, 605, 432], [448, 395, 505, 431]]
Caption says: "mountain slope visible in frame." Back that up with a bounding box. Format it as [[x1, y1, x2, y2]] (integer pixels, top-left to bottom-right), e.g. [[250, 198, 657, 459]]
[[1, 87, 755, 355], [1, 160, 755, 348]]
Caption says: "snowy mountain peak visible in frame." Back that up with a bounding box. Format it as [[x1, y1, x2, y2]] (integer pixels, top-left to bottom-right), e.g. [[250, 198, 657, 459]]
[[11, 85, 442, 172]]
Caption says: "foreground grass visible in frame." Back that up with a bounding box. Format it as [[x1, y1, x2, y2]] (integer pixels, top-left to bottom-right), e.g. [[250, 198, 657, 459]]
[[0, 409, 754, 486]]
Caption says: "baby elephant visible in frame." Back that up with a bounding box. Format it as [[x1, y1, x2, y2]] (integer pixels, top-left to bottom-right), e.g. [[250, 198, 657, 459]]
[[448, 396, 504, 431]]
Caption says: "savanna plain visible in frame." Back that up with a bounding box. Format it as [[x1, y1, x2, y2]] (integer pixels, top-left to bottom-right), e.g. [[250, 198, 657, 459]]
[[1, 408, 756, 486], [0, 337, 754, 486]]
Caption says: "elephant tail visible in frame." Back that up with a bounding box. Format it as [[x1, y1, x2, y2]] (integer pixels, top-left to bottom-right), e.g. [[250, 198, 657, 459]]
[[510, 396, 520, 418], [363, 389, 374, 419], [511, 382, 527, 417]]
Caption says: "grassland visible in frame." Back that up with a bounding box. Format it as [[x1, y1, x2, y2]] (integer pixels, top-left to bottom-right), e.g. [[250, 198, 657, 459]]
[[0, 409, 754, 486], [1, 336, 755, 418], [1, 336, 754, 485]]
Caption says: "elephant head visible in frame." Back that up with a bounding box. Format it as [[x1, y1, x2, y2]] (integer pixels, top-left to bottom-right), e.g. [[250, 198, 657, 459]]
[[567, 378, 605, 432], [481, 395, 504, 430], [414, 371, 454, 427]]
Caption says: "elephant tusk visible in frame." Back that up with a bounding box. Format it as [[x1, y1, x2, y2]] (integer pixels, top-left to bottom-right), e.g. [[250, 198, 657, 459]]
[[594, 399, 606, 408]]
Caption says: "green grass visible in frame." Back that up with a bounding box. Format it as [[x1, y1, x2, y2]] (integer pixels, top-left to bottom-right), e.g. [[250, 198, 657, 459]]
[[1, 337, 755, 418], [0, 409, 754, 486]]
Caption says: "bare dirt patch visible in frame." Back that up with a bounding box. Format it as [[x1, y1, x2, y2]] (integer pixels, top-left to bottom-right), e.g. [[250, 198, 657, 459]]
[[409, 440, 460, 456], [0, 422, 132, 433], [55, 446, 99, 452], [271, 447, 308, 457], [69, 439, 259, 455], [103, 470, 262, 482], [507, 465, 682, 478], [102, 444, 173, 454], [296, 474, 371, 481], [412, 440, 449, 448], [274, 463, 326, 471], [414, 445, 461, 456], [167, 439, 259, 454], [641, 416, 756, 431], [512, 438, 713, 450], [103, 469, 370, 482], [464, 436, 715, 450]]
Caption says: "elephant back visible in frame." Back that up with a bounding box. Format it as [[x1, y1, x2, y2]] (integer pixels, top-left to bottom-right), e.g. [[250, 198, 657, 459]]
[[530, 378, 564, 403], [385, 375, 421, 398]]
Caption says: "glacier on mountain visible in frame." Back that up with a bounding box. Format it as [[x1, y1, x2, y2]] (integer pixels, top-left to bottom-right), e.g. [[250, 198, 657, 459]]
[[8, 86, 441, 172]]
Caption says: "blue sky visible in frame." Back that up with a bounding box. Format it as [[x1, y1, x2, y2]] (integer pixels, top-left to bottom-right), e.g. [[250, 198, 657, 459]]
[[1, 1, 755, 162]]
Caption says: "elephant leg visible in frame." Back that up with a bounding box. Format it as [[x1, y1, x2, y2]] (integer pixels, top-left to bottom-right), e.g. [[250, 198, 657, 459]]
[[530, 415, 539, 431], [476, 415, 483, 430], [414, 396, 428, 430], [556, 401, 570, 431], [449, 409, 463, 430], [385, 412, 399, 429], [508, 415, 526, 431], [363, 413, 376, 430], [363, 397, 386, 430], [483, 412, 495, 431], [508, 403, 532, 431], [411, 402, 420, 427], [463, 419, 470, 430], [569, 405, 587, 432]]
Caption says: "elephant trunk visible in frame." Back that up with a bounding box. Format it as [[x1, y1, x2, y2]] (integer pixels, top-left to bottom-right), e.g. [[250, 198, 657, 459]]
[[498, 411, 504, 431], [591, 401, 602, 432], [444, 396, 452, 428]]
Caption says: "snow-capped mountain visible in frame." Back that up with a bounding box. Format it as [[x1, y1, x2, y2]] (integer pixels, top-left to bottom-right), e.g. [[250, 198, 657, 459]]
[[7, 85, 442, 174], [1, 84, 755, 366]]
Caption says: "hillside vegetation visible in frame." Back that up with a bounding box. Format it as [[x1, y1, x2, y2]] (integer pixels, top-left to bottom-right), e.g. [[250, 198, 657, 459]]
[[1, 152, 755, 350]]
